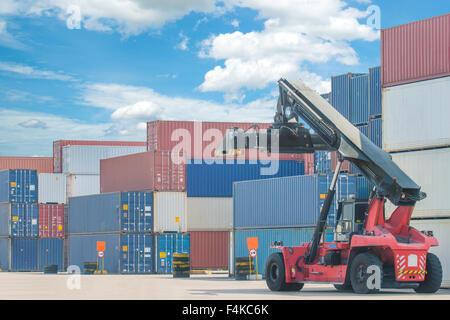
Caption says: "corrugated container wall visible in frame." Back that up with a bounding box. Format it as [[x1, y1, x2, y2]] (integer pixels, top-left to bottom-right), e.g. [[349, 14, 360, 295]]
[[233, 174, 357, 229], [0, 203, 39, 237], [62, 145, 146, 175], [39, 204, 64, 238], [66, 174, 100, 199], [315, 151, 351, 174], [147, 121, 272, 159], [39, 238, 64, 271], [186, 198, 233, 231], [190, 231, 229, 270], [187, 160, 305, 197], [0, 157, 53, 174], [38, 173, 67, 204], [69, 192, 153, 234], [233, 228, 334, 276], [382, 76, 450, 152], [385, 148, 450, 219], [369, 66, 382, 117], [69, 233, 153, 274], [350, 125, 369, 174], [53, 140, 146, 173], [100, 151, 185, 194], [0, 237, 8, 271], [356, 176, 374, 200], [153, 192, 186, 233], [410, 219, 450, 288], [331, 73, 363, 120], [10, 238, 39, 271], [350, 74, 369, 125], [369, 118, 382, 149], [155, 233, 190, 274], [381, 13, 450, 88], [0, 169, 37, 203]]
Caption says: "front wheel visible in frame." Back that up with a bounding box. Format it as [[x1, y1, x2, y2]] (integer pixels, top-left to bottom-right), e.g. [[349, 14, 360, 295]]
[[414, 253, 442, 293], [350, 253, 383, 294], [265, 252, 303, 292]]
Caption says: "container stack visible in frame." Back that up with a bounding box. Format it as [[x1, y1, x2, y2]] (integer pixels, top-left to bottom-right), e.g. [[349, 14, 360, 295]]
[[380, 13, 450, 288], [0, 169, 40, 271], [231, 173, 357, 277]]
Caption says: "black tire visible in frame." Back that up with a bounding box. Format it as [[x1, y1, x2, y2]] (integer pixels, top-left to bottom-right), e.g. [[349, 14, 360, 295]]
[[414, 253, 442, 294], [43, 264, 58, 274], [265, 253, 302, 292], [334, 283, 353, 292], [350, 253, 383, 294]]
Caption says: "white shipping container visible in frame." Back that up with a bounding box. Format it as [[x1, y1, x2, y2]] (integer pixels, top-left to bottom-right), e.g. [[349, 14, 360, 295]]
[[38, 173, 67, 204], [186, 197, 233, 231], [385, 148, 450, 219], [62, 145, 146, 174], [153, 192, 186, 233], [66, 174, 100, 200], [410, 219, 450, 288], [383, 76, 450, 152]]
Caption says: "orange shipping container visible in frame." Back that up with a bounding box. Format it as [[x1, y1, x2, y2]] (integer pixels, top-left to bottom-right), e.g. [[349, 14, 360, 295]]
[[0, 157, 53, 174]]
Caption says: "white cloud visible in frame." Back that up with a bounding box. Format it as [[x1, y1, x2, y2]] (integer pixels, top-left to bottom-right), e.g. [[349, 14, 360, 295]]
[[18, 119, 48, 129], [0, 61, 76, 81], [0, 20, 26, 50], [81, 82, 276, 123], [175, 32, 189, 51], [198, 0, 379, 94], [231, 19, 239, 28], [5, 0, 228, 37]]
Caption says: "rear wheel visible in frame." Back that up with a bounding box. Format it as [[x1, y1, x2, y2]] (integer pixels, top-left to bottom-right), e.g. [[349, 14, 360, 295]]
[[414, 253, 442, 294], [265, 253, 303, 292], [350, 253, 383, 294]]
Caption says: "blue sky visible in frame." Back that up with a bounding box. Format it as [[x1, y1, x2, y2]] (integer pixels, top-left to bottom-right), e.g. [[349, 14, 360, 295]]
[[0, 0, 448, 156]]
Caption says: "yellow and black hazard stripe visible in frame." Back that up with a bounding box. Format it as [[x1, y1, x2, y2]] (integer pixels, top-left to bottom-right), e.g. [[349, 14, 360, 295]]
[[398, 270, 427, 275]]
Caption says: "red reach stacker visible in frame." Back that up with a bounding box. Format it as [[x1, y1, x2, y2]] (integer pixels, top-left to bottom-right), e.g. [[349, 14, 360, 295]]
[[223, 79, 442, 294]]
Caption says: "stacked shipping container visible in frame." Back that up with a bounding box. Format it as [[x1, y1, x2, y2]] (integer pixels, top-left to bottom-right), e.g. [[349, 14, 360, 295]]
[[381, 13, 450, 288], [232, 173, 356, 276]]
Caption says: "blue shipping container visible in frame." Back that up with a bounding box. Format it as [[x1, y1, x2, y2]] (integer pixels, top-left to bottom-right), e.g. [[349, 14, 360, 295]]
[[314, 151, 332, 174], [369, 66, 382, 118], [233, 173, 357, 229], [156, 233, 190, 274], [69, 191, 153, 234], [369, 118, 382, 149], [234, 228, 334, 276], [11, 238, 39, 271], [69, 233, 153, 274], [39, 238, 64, 272], [350, 74, 369, 125], [356, 176, 374, 200], [0, 203, 39, 237], [0, 237, 9, 271], [331, 73, 364, 120], [0, 169, 37, 203], [187, 160, 305, 197], [350, 125, 369, 174]]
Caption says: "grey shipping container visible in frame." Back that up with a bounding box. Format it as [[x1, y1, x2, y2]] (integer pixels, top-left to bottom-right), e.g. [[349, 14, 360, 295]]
[[68, 233, 153, 274], [62, 145, 146, 175], [69, 191, 153, 234], [233, 173, 357, 229]]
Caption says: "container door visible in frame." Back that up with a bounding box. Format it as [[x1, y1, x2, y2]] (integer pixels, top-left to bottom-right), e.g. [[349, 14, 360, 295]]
[[39, 238, 63, 271], [9, 170, 17, 202], [143, 193, 152, 233], [11, 238, 38, 271], [120, 234, 132, 273], [10, 204, 19, 236], [142, 235, 152, 273]]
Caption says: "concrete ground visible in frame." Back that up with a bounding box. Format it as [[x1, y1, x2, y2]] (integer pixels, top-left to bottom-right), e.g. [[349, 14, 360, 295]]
[[0, 272, 448, 300]]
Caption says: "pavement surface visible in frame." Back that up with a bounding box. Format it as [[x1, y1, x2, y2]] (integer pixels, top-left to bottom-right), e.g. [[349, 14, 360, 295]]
[[0, 272, 449, 300]]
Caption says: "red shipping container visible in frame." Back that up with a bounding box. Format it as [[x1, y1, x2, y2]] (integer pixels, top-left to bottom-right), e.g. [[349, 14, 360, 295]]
[[190, 231, 229, 270], [100, 151, 186, 193], [53, 140, 147, 173], [147, 120, 272, 158], [330, 151, 351, 173], [0, 157, 53, 174], [381, 13, 450, 88], [39, 204, 64, 238]]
